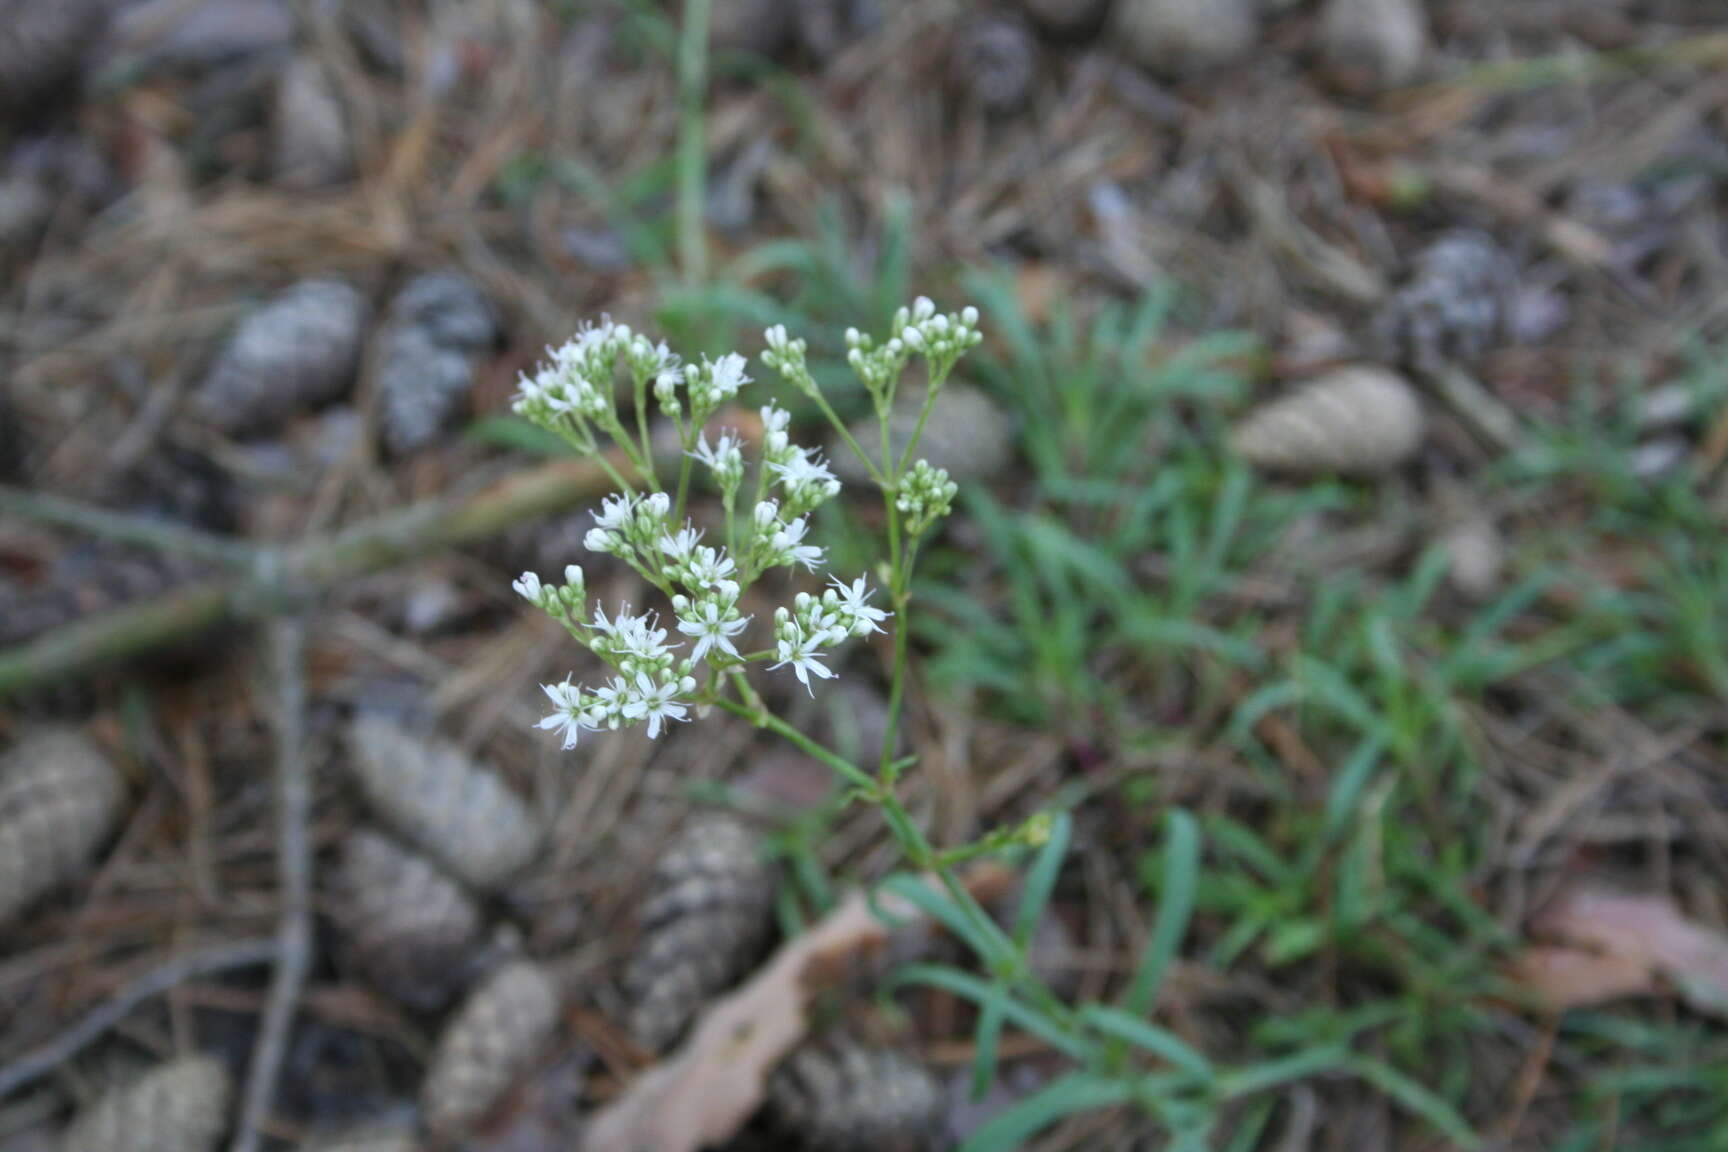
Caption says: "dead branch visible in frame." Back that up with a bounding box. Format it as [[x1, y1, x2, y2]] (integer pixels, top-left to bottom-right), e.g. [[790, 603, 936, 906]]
[[0, 938, 276, 1099], [0, 453, 619, 696], [581, 864, 1014, 1152], [229, 615, 313, 1152]]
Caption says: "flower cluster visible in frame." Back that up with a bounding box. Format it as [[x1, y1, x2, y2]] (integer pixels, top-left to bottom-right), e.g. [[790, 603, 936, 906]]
[[761, 324, 812, 394], [660, 352, 750, 428], [771, 577, 890, 693], [897, 297, 983, 370], [512, 319, 677, 451], [896, 459, 959, 537], [511, 299, 981, 754]]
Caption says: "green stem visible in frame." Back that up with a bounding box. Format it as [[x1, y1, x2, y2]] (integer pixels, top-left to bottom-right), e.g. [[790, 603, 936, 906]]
[[880, 585, 912, 782], [807, 384, 884, 486], [894, 360, 952, 477], [713, 692, 875, 794], [633, 372, 656, 481], [674, 452, 694, 524], [677, 0, 711, 287]]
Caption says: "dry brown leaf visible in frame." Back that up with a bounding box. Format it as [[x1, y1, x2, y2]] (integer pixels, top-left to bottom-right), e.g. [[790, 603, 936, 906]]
[[1513, 885, 1728, 1016], [1508, 944, 1655, 1011], [581, 865, 1013, 1152]]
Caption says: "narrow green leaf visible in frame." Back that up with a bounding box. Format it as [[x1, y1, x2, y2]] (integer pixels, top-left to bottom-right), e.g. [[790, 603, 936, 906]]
[[880, 875, 1009, 971], [1126, 809, 1200, 1016], [957, 1072, 1136, 1152], [1014, 810, 1072, 949], [895, 964, 1089, 1062], [970, 994, 1006, 1101], [1347, 1057, 1482, 1149], [1219, 1045, 1348, 1099], [1079, 1005, 1213, 1081]]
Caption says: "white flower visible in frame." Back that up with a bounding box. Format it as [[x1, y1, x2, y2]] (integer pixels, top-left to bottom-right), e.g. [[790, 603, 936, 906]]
[[770, 448, 838, 492], [761, 405, 793, 461], [590, 602, 627, 635], [692, 429, 743, 471], [677, 600, 749, 663], [564, 565, 585, 588], [772, 628, 836, 695], [584, 527, 620, 555], [535, 680, 591, 750], [613, 611, 672, 663], [593, 493, 635, 531], [680, 545, 737, 592], [660, 524, 702, 561], [829, 575, 890, 636], [641, 492, 672, 521], [512, 571, 545, 605], [709, 352, 749, 401], [691, 430, 746, 491], [623, 671, 695, 738], [768, 516, 824, 570]]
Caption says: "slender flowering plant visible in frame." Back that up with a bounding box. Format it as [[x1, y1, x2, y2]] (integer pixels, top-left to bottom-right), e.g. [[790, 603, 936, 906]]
[[507, 301, 1026, 852]]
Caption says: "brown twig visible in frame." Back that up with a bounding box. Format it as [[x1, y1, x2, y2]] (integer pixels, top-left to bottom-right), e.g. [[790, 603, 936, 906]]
[[0, 938, 277, 1099], [0, 453, 619, 696], [229, 614, 312, 1152]]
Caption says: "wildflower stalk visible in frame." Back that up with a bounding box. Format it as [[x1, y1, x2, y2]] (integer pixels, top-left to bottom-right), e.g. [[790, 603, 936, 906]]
[[512, 299, 991, 983]]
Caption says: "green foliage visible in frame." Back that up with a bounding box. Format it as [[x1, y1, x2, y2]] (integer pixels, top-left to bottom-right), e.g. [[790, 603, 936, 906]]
[[894, 811, 1481, 1150]]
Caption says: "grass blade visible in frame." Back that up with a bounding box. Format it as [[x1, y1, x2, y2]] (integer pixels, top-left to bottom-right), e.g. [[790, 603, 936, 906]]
[[1079, 1005, 1213, 1081], [1347, 1056, 1482, 1149], [896, 964, 1089, 1062], [957, 1072, 1136, 1152], [1013, 810, 1072, 949], [1126, 809, 1200, 1016]]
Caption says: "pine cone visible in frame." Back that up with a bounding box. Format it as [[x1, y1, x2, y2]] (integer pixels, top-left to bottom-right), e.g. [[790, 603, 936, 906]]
[[0, 0, 105, 113], [951, 14, 1038, 112], [272, 55, 352, 190], [1441, 513, 1504, 602], [196, 279, 366, 437], [1111, 0, 1256, 79], [766, 1038, 944, 1152], [347, 715, 543, 891], [1374, 230, 1514, 371], [376, 272, 498, 456], [625, 815, 776, 1052], [331, 830, 484, 1012], [1232, 366, 1424, 477], [833, 383, 1013, 487], [1317, 0, 1427, 96], [0, 726, 125, 927], [422, 960, 561, 1141], [62, 1055, 231, 1152]]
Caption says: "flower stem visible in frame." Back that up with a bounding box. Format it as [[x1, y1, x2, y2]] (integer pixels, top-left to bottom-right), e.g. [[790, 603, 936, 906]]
[[713, 691, 875, 795]]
